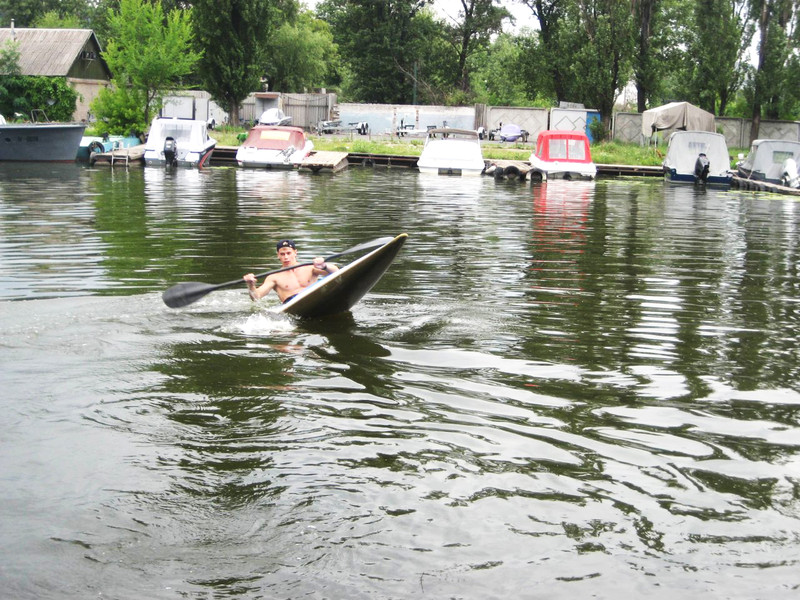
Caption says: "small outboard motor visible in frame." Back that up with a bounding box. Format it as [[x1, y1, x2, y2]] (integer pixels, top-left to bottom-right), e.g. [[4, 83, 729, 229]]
[[163, 137, 177, 166], [694, 153, 710, 184], [780, 158, 800, 188]]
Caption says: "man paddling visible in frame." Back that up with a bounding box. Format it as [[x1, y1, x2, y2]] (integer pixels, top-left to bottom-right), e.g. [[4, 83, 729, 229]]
[[243, 239, 338, 303]]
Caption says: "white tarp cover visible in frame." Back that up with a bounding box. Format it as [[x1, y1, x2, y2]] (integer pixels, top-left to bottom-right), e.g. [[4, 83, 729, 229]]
[[663, 131, 731, 177], [642, 102, 715, 137], [738, 139, 800, 182]]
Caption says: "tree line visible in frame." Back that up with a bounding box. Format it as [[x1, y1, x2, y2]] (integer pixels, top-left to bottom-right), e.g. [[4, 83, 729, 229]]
[[1, 0, 798, 142]]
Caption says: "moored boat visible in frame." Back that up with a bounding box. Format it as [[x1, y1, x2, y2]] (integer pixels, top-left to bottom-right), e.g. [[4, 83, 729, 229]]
[[417, 128, 485, 176], [77, 134, 142, 161], [0, 115, 86, 162], [258, 108, 292, 126], [736, 139, 800, 188], [662, 130, 732, 187], [278, 233, 408, 318], [236, 125, 313, 168], [143, 116, 216, 168], [528, 130, 597, 181]]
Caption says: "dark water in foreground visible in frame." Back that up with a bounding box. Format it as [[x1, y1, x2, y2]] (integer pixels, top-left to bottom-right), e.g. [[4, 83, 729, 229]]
[[1, 162, 799, 599]]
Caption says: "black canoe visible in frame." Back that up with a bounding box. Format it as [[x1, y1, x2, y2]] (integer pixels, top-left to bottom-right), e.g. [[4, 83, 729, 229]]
[[277, 233, 408, 318]]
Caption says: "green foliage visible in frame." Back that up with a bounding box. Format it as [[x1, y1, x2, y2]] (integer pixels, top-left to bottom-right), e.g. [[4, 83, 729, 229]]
[[33, 10, 82, 28], [193, 0, 291, 123], [266, 11, 338, 92], [561, 1, 636, 124], [320, 0, 431, 104], [588, 118, 606, 143], [469, 34, 530, 107], [0, 39, 21, 76], [0, 0, 91, 27], [89, 83, 148, 136], [0, 75, 78, 121], [101, 0, 200, 124]]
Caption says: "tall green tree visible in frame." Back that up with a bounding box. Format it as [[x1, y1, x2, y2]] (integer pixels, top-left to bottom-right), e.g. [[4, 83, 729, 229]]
[[265, 10, 338, 92], [98, 0, 200, 126], [749, 0, 798, 141], [193, 0, 293, 124], [469, 32, 531, 106], [562, 0, 636, 134], [682, 0, 751, 115], [319, 0, 431, 104], [443, 0, 511, 93], [518, 0, 570, 103]]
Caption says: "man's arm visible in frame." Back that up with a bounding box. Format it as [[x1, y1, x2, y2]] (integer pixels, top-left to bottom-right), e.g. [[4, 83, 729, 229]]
[[243, 273, 276, 300], [312, 257, 339, 275]]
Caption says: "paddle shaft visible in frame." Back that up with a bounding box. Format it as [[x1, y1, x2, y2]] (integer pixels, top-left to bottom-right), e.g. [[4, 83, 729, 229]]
[[162, 237, 394, 308]]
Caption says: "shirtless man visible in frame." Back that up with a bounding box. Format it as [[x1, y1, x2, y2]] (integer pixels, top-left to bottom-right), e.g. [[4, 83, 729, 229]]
[[243, 239, 338, 303]]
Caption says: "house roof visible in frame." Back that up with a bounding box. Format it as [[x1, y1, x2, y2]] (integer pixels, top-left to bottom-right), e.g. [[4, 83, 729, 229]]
[[0, 28, 109, 77]]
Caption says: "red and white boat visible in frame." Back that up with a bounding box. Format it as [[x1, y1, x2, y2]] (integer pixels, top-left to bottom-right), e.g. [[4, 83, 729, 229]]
[[528, 130, 597, 181], [236, 125, 314, 169]]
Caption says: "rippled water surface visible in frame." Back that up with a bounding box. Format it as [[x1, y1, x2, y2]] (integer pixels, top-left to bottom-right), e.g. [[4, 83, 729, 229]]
[[1, 162, 799, 598]]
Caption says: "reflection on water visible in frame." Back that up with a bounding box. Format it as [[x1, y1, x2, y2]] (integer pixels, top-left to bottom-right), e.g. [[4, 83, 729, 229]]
[[1, 164, 800, 598]]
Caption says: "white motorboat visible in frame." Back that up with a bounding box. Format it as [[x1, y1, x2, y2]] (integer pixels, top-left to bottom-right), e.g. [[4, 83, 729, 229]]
[[736, 139, 800, 188], [416, 128, 485, 176], [236, 125, 314, 168], [143, 117, 216, 168], [258, 108, 292, 126], [662, 130, 732, 187]]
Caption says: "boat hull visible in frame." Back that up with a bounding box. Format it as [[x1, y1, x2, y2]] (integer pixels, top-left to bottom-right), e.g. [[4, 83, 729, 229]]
[[528, 157, 597, 181], [664, 168, 732, 188], [277, 234, 408, 318], [144, 144, 215, 168], [0, 123, 86, 162]]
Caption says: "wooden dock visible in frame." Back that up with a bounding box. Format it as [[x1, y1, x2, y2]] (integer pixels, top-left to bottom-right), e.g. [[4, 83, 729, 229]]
[[732, 175, 800, 195], [298, 151, 349, 173], [89, 144, 145, 167]]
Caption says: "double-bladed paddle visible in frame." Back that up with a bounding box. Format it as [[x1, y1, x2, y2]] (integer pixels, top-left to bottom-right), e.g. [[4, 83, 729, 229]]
[[162, 236, 394, 309]]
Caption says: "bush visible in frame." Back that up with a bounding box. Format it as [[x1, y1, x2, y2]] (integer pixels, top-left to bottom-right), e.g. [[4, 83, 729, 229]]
[[588, 118, 606, 143], [89, 83, 149, 137], [0, 76, 78, 122]]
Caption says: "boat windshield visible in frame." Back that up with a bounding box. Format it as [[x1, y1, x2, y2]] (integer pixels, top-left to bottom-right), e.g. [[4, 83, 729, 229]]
[[541, 137, 587, 161]]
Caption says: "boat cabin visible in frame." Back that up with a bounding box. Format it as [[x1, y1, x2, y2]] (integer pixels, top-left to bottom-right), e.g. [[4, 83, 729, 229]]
[[533, 130, 593, 165], [242, 126, 307, 150]]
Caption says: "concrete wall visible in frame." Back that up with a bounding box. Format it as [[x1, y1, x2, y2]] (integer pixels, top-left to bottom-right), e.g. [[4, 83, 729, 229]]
[[337, 103, 476, 134], [482, 106, 549, 137]]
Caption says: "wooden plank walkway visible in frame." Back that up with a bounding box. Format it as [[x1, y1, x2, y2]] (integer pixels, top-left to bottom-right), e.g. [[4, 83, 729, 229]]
[[732, 175, 800, 195], [89, 144, 145, 167], [298, 151, 349, 173]]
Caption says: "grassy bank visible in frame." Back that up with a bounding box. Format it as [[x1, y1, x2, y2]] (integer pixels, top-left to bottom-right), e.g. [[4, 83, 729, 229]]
[[211, 126, 743, 167]]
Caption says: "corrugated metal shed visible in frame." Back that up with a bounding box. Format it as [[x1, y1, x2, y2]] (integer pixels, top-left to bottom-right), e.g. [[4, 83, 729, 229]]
[[0, 27, 110, 79]]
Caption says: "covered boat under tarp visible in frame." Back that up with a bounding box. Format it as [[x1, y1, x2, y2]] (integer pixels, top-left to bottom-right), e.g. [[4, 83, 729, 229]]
[[236, 125, 313, 168], [642, 102, 716, 140], [663, 130, 732, 187], [737, 139, 800, 187], [278, 234, 408, 318]]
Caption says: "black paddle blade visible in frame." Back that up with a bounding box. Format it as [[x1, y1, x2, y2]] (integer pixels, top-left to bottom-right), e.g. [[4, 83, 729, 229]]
[[162, 281, 219, 308]]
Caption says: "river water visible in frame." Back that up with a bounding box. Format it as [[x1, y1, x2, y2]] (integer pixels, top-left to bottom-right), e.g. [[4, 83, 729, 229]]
[[1, 162, 799, 599]]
